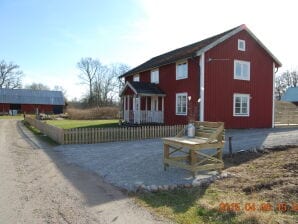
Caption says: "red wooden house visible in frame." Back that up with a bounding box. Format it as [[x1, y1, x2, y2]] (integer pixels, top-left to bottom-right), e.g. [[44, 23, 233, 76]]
[[119, 24, 282, 128]]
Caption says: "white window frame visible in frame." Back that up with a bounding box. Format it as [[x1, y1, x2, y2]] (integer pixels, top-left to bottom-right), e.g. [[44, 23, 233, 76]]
[[233, 93, 250, 117], [133, 74, 140, 82], [238, 39, 246, 51], [150, 69, 159, 84], [176, 61, 188, 80], [176, 92, 188, 115], [234, 60, 250, 81]]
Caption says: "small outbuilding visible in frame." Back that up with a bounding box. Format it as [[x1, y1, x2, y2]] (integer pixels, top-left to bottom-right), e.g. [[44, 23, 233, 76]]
[[0, 88, 65, 115], [281, 87, 298, 106]]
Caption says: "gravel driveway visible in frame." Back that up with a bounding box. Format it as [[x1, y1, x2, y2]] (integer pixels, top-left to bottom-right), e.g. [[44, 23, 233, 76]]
[[0, 119, 170, 224], [54, 128, 298, 191]]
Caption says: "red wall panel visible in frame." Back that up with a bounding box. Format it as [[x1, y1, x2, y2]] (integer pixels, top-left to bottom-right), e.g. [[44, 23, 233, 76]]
[[0, 104, 9, 113], [204, 30, 274, 128], [158, 57, 200, 125], [21, 104, 54, 113]]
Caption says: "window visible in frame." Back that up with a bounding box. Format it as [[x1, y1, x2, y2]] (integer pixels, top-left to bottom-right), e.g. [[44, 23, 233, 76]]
[[233, 94, 250, 116], [234, 60, 250, 80], [133, 74, 140, 82], [150, 69, 159, 84], [238, 39, 245, 51], [176, 93, 187, 115], [176, 61, 188, 80]]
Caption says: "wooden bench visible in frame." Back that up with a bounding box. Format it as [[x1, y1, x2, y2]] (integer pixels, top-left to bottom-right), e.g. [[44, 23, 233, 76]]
[[162, 121, 225, 176]]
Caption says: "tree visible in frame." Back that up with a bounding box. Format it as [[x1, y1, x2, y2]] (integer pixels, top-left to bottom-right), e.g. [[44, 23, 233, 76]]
[[111, 63, 130, 91], [25, 82, 50, 90], [76, 58, 130, 107], [53, 85, 67, 96], [0, 60, 23, 89], [275, 70, 298, 100], [77, 57, 100, 105]]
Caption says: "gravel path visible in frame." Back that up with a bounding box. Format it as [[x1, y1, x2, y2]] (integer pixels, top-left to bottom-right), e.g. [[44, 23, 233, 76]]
[[55, 128, 298, 191], [0, 119, 170, 224]]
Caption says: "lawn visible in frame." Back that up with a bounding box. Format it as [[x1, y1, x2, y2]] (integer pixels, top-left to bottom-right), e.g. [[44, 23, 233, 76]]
[[136, 147, 298, 224], [46, 119, 119, 129], [0, 115, 24, 120]]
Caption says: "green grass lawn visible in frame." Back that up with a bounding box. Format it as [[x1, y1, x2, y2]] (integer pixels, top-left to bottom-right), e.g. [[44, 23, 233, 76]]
[[46, 119, 119, 129], [0, 115, 24, 120]]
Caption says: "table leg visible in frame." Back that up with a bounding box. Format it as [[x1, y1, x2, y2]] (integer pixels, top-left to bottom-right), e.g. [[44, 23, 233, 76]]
[[164, 144, 170, 171], [190, 149, 197, 177]]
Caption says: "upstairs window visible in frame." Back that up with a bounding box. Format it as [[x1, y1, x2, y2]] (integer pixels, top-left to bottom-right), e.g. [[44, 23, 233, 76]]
[[176, 93, 187, 115], [150, 69, 159, 84], [234, 60, 250, 80], [233, 93, 250, 116], [176, 61, 188, 80], [238, 39, 246, 51], [133, 74, 140, 82]]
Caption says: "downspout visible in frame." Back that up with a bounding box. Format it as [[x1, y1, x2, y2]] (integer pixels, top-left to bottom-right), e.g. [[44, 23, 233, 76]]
[[199, 53, 205, 121], [272, 62, 276, 128]]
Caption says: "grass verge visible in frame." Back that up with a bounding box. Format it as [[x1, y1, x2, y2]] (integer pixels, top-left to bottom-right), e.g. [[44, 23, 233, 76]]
[[45, 119, 119, 129], [23, 121, 58, 146], [136, 147, 298, 224], [0, 115, 24, 120]]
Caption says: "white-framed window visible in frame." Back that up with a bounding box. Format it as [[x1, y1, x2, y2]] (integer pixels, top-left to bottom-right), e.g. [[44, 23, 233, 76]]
[[176, 93, 187, 115], [233, 93, 250, 116], [176, 61, 188, 80], [238, 39, 246, 51], [234, 60, 250, 80], [150, 69, 159, 84], [133, 74, 140, 82]]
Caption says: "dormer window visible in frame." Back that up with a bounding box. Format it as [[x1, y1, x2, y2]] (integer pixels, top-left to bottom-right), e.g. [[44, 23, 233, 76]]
[[176, 61, 188, 80], [150, 69, 159, 84], [238, 39, 246, 51], [133, 74, 140, 82]]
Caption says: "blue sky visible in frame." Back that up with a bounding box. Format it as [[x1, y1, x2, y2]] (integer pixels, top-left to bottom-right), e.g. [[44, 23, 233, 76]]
[[1, 0, 297, 99]]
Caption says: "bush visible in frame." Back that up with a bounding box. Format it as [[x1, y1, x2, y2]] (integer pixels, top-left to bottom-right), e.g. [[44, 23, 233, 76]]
[[66, 107, 119, 120]]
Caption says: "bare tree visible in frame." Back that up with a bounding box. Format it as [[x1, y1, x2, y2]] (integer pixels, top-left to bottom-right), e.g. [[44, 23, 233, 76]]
[[291, 70, 298, 87], [25, 82, 50, 90], [275, 70, 298, 100], [0, 60, 23, 89], [77, 58, 101, 105], [275, 74, 287, 100], [53, 85, 67, 96], [111, 63, 130, 91]]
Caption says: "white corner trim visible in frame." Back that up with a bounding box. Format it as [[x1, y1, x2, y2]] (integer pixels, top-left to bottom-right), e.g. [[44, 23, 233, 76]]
[[199, 53, 205, 121], [196, 25, 282, 67], [272, 62, 276, 128]]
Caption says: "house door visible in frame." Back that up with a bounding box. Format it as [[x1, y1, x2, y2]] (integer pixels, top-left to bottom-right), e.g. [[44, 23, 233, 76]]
[[151, 96, 158, 111], [151, 96, 159, 122], [133, 96, 140, 123]]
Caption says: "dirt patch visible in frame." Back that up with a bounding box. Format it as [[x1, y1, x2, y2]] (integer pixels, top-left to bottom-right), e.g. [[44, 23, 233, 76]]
[[218, 147, 298, 203]]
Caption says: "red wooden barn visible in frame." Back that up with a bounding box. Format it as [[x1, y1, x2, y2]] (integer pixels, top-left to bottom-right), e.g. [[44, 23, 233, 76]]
[[0, 88, 65, 114], [119, 24, 282, 128]]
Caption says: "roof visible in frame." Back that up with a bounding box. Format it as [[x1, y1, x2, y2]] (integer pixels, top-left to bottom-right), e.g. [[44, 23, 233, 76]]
[[120, 24, 282, 78], [120, 81, 165, 96], [0, 88, 65, 105], [281, 87, 298, 102]]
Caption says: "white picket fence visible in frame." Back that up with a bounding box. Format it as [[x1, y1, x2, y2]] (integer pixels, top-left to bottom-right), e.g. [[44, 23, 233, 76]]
[[63, 125, 184, 144], [24, 116, 185, 144]]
